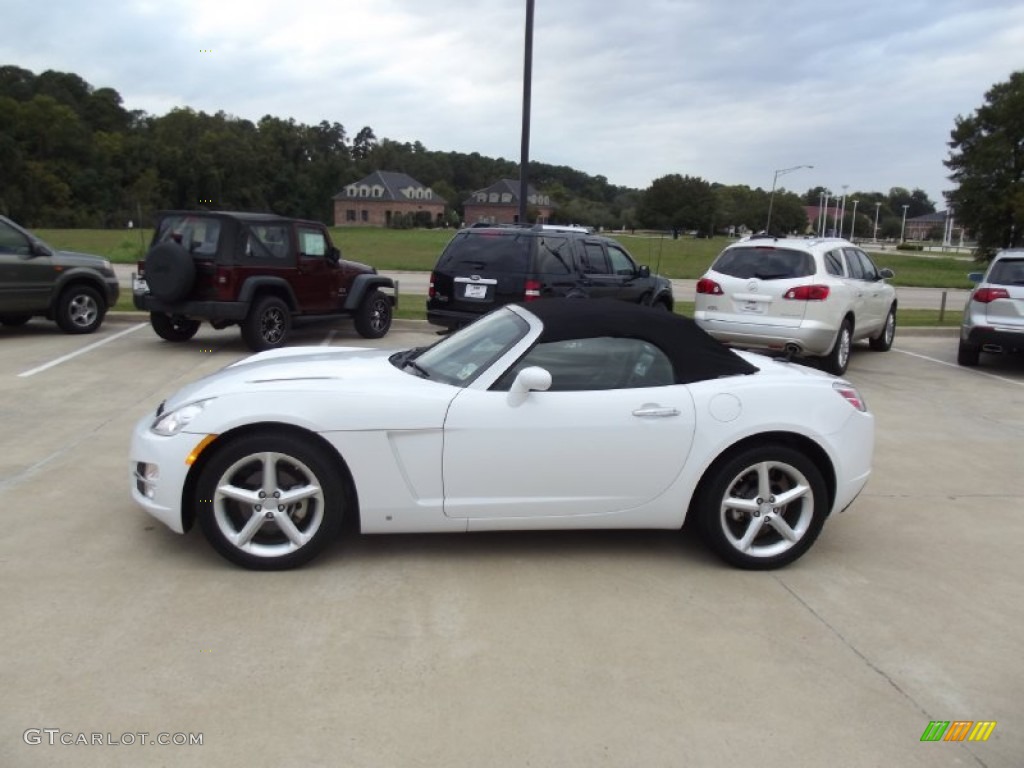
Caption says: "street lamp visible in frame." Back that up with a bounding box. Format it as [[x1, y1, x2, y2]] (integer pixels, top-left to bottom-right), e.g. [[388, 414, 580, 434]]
[[765, 164, 813, 232], [839, 185, 848, 238], [849, 200, 859, 240], [820, 189, 831, 236], [873, 202, 881, 242], [900, 204, 909, 242]]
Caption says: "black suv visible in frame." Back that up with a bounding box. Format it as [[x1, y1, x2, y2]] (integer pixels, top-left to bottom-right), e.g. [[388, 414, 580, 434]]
[[426, 225, 673, 329], [0, 215, 119, 334], [134, 211, 397, 351]]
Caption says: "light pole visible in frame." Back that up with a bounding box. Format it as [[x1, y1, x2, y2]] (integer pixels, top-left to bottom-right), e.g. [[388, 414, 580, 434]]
[[873, 202, 881, 242], [820, 189, 831, 236], [849, 200, 859, 240], [765, 164, 813, 232], [833, 196, 841, 237], [900, 204, 909, 242], [839, 184, 848, 239]]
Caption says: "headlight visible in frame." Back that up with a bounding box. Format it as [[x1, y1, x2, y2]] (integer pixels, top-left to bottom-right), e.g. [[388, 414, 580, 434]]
[[102, 259, 113, 272], [151, 399, 214, 435]]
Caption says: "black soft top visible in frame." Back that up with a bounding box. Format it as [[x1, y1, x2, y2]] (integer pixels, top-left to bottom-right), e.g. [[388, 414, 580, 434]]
[[519, 299, 758, 384]]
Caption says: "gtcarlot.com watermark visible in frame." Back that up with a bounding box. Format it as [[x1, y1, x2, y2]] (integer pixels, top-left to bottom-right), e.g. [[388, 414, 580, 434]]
[[23, 729, 203, 747]]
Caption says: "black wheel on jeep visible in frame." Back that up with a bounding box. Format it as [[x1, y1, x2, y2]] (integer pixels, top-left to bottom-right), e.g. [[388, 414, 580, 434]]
[[242, 296, 291, 351], [150, 312, 201, 342], [145, 242, 196, 301], [353, 290, 392, 339]]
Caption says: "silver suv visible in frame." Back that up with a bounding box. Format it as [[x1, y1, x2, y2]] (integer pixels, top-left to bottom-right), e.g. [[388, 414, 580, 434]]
[[694, 236, 897, 375], [957, 248, 1024, 366]]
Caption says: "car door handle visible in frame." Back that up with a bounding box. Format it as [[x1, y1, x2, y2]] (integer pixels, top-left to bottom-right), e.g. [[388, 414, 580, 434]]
[[632, 405, 680, 418]]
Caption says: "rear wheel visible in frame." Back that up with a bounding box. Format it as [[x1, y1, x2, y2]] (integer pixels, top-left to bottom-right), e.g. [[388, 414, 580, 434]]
[[821, 318, 852, 375], [196, 432, 345, 569], [869, 305, 896, 351], [957, 338, 981, 366], [353, 290, 392, 339], [0, 314, 31, 327], [150, 312, 201, 342], [241, 296, 291, 351], [55, 285, 105, 334], [695, 444, 829, 570]]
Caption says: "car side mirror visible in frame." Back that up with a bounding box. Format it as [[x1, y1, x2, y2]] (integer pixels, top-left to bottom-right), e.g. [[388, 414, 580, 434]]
[[967, 271, 983, 284], [507, 366, 552, 406], [30, 241, 52, 258], [638, 265, 651, 278], [878, 268, 894, 279], [327, 246, 341, 263]]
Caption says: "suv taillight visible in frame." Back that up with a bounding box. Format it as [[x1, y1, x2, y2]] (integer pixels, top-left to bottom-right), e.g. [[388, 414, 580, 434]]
[[524, 279, 542, 301], [428, 271, 436, 299], [136, 260, 146, 277], [973, 287, 1010, 303], [784, 285, 830, 301], [696, 278, 723, 295]]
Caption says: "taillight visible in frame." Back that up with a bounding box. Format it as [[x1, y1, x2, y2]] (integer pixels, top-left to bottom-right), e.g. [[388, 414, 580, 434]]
[[524, 279, 542, 301], [973, 287, 1010, 303], [136, 260, 146, 277], [696, 278, 723, 295], [428, 271, 436, 299], [832, 381, 867, 411], [784, 285, 830, 301]]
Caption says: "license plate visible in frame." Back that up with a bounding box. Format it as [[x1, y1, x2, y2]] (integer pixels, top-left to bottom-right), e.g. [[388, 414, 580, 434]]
[[464, 284, 487, 299], [133, 277, 149, 293], [741, 301, 764, 314]]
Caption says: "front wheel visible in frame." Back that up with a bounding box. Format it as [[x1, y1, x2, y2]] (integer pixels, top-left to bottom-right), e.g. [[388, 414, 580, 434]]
[[56, 285, 105, 334], [695, 444, 829, 570], [196, 432, 346, 569], [869, 306, 896, 351], [241, 296, 291, 351], [821, 318, 852, 375], [353, 290, 392, 339], [150, 313, 201, 342]]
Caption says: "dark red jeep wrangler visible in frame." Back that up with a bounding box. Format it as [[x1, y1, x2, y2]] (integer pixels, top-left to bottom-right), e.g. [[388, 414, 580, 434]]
[[133, 211, 396, 350]]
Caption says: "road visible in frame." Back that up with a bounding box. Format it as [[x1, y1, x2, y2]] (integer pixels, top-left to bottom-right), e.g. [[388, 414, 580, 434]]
[[113, 264, 970, 312], [1, 317, 1021, 767]]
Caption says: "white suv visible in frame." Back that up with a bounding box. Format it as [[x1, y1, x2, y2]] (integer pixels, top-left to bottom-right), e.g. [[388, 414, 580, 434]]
[[694, 236, 897, 375]]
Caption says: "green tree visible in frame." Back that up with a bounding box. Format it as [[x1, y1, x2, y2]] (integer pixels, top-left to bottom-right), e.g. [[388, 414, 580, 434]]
[[638, 174, 717, 232], [946, 71, 1024, 258]]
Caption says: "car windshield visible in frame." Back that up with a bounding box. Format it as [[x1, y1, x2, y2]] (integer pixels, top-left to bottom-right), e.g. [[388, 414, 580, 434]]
[[394, 309, 530, 387], [712, 247, 815, 279]]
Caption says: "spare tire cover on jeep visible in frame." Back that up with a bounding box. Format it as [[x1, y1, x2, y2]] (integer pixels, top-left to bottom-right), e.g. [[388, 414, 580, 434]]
[[145, 242, 196, 301]]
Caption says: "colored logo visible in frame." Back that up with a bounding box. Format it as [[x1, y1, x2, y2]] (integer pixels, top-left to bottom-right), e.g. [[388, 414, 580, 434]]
[[920, 721, 996, 742]]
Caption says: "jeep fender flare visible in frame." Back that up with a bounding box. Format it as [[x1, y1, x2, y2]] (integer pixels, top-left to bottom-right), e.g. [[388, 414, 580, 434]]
[[237, 278, 299, 311], [344, 274, 397, 311]]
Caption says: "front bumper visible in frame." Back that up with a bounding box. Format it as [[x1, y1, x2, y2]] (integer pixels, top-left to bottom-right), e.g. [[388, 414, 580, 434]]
[[129, 413, 210, 534]]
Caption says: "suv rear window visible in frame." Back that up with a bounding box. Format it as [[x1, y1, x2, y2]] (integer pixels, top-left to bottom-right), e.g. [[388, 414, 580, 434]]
[[712, 247, 815, 280], [155, 215, 222, 258], [988, 258, 1024, 285], [438, 233, 531, 273]]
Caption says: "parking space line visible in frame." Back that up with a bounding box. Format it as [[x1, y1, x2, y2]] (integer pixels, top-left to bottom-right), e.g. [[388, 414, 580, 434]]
[[18, 323, 147, 378], [893, 348, 1024, 387], [321, 330, 337, 347]]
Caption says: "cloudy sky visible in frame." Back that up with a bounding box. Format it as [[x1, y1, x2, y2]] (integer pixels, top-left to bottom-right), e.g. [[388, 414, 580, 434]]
[[3, 0, 1022, 206]]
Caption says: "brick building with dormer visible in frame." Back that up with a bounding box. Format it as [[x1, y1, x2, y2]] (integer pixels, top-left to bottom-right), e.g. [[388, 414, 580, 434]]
[[332, 171, 446, 227], [462, 179, 554, 225]]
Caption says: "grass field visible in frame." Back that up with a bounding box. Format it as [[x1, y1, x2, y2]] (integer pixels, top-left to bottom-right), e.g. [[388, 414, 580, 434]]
[[37, 227, 979, 289]]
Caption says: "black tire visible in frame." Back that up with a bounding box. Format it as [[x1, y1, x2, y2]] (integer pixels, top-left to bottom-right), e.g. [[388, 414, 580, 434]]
[[694, 444, 829, 570], [196, 432, 345, 569], [821, 318, 852, 375], [353, 289, 392, 339], [150, 312, 201, 342], [241, 295, 291, 351], [869, 305, 896, 351], [55, 284, 105, 334], [145, 242, 195, 301], [0, 314, 31, 327], [957, 338, 981, 367]]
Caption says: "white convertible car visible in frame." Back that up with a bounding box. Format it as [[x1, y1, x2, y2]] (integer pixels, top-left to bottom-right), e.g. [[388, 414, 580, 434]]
[[130, 300, 874, 570]]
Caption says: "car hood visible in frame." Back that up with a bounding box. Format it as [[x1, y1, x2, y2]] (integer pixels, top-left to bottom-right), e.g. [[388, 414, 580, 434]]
[[162, 346, 430, 411], [55, 249, 112, 271]]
